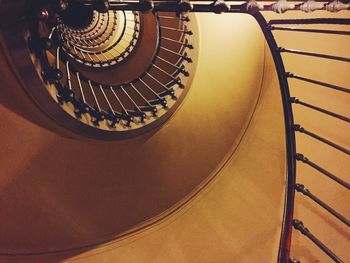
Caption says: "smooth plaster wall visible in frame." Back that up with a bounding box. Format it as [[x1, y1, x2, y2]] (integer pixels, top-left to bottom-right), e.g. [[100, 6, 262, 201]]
[[1, 13, 286, 263], [0, 13, 287, 263]]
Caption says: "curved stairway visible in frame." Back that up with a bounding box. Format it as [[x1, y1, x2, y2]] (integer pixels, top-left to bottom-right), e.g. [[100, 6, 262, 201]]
[[0, 1, 349, 262]]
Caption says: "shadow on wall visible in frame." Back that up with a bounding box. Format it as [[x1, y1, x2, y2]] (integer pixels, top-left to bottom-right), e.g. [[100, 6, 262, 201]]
[[0, 13, 267, 262], [0, 45, 73, 137]]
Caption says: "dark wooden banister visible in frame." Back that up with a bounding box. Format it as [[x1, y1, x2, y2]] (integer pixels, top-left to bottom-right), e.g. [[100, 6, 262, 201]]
[[251, 12, 297, 263]]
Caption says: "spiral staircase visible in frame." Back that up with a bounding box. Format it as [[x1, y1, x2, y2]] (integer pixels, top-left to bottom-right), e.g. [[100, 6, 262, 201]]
[[0, 0, 349, 262]]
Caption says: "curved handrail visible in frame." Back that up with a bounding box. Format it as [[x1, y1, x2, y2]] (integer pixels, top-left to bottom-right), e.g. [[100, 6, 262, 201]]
[[249, 11, 297, 263]]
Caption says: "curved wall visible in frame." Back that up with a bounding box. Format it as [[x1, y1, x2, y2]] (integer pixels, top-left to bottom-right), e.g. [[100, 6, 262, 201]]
[[52, 27, 287, 263], [0, 13, 281, 261]]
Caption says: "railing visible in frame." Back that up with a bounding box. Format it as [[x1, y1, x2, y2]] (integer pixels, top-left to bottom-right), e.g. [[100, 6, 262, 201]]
[[25, 1, 195, 138], [264, 15, 350, 263]]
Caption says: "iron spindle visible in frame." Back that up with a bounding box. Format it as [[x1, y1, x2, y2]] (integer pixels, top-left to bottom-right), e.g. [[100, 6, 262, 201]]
[[295, 184, 350, 227], [270, 26, 350, 35], [294, 125, 350, 155], [269, 18, 350, 25], [279, 48, 350, 63], [296, 154, 350, 190], [293, 220, 344, 263], [290, 98, 350, 123], [287, 73, 350, 94]]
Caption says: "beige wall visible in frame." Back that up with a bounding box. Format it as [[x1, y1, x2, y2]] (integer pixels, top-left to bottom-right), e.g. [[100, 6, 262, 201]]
[[1, 13, 287, 263], [0, 13, 287, 262], [64, 21, 287, 263]]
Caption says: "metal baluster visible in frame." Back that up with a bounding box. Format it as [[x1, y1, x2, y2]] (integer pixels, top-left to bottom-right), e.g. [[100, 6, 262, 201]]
[[99, 85, 121, 126], [160, 46, 192, 63], [293, 220, 344, 263], [66, 61, 72, 90], [290, 98, 350, 123], [121, 86, 146, 121], [279, 47, 350, 63], [156, 55, 189, 76], [294, 125, 350, 155], [138, 78, 168, 107], [130, 83, 157, 116], [56, 47, 61, 70], [161, 36, 193, 49], [110, 86, 133, 125], [158, 15, 190, 22], [270, 26, 350, 35], [287, 73, 350, 94], [88, 80, 102, 111], [76, 72, 86, 103], [99, 84, 115, 114], [152, 63, 184, 87], [296, 154, 350, 190], [269, 18, 350, 25], [146, 72, 176, 99], [295, 184, 350, 227], [73, 72, 90, 118], [160, 25, 193, 35]]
